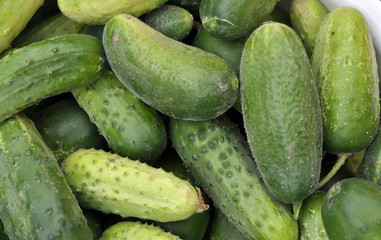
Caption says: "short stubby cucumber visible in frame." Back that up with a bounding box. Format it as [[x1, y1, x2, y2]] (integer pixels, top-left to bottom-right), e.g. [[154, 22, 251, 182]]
[[61, 149, 206, 222], [72, 70, 167, 163], [58, 0, 168, 24], [311, 7, 380, 153], [103, 14, 238, 121], [321, 178, 381, 239], [100, 221, 181, 240], [0, 114, 93, 240], [170, 115, 298, 240], [240, 22, 323, 203], [0, 34, 104, 122]]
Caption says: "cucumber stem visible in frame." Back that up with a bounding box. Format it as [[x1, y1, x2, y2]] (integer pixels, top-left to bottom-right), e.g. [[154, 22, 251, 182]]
[[317, 152, 352, 189], [196, 187, 209, 213]]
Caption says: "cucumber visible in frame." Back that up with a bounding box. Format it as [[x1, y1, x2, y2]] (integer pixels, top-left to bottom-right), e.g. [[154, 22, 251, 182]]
[[357, 126, 381, 185], [321, 178, 381, 239], [103, 14, 238, 120], [290, 0, 328, 56], [0, 0, 43, 53], [0, 114, 93, 240], [72, 70, 167, 163], [61, 149, 206, 222], [142, 4, 194, 41], [240, 22, 323, 203], [209, 210, 249, 240], [58, 0, 168, 24], [0, 34, 104, 122], [311, 7, 380, 153], [100, 221, 181, 240], [170, 115, 298, 240], [199, 0, 279, 40], [298, 192, 328, 240], [33, 98, 105, 164]]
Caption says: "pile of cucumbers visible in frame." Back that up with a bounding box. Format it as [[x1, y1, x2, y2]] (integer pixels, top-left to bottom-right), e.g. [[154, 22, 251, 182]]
[[0, 0, 380, 239]]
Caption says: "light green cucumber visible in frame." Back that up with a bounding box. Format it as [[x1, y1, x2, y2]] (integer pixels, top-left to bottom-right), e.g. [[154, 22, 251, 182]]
[[103, 14, 238, 120], [0, 34, 104, 122], [72, 70, 167, 163], [240, 22, 323, 203], [311, 7, 380, 153], [0, 0, 43, 53], [61, 149, 206, 222], [58, 0, 168, 24]]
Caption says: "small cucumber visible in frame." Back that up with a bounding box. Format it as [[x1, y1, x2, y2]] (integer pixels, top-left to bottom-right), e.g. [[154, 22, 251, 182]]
[[321, 178, 381, 239], [0, 114, 92, 240], [100, 221, 181, 240], [240, 22, 323, 203], [0, 34, 104, 122], [72, 70, 167, 163], [209, 210, 249, 240], [311, 7, 380, 153], [61, 149, 206, 222], [103, 14, 238, 120], [170, 115, 298, 240]]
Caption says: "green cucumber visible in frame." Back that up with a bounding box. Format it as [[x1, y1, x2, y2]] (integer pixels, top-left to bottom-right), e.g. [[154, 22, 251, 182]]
[[240, 22, 323, 203], [199, 0, 279, 40], [0, 34, 104, 122], [61, 149, 206, 222], [33, 98, 105, 164], [0, 114, 92, 240], [321, 178, 381, 239], [170, 115, 298, 240], [58, 0, 168, 24], [72, 70, 167, 163], [298, 192, 328, 240], [142, 4, 194, 41], [290, 0, 328, 56], [100, 221, 181, 240], [0, 0, 43, 53], [311, 7, 380, 153], [103, 14, 238, 120], [209, 210, 249, 240]]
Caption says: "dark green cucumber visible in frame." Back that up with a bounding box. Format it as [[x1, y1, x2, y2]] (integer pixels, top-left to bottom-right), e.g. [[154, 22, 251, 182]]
[[0, 34, 104, 122], [240, 22, 323, 203], [13, 13, 85, 48], [170, 115, 298, 240], [167, 0, 201, 20], [298, 192, 328, 240], [103, 14, 238, 121], [72, 70, 167, 163], [33, 98, 105, 164], [199, 0, 278, 40], [209, 210, 249, 240], [0, 114, 92, 239], [311, 7, 380, 153], [357, 126, 381, 185], [321, 178, 381, 239]]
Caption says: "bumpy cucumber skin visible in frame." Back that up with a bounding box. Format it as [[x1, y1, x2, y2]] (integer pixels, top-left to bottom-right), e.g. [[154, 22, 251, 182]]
[[240, 22, 323, 203], [311, 7, 380, 154], [103, 14, 238, 121], [199, 0, 279, 40], [58, 0, 168, 24], [0, 114, 93, 240], [298, 192, 328, 240], [0, 0, 44, 53], [34, 98, 105, 164], [290, 0, 328, 56], [209, 210, 249, 240], [0, 34, 104, 122], [357, 126, 381, 185], [61, 149, 200, 222], [322, 178, 381, 239], [170, 115, 298, 240], [72, 70, 167, 163], [100, 221, 181, 240]]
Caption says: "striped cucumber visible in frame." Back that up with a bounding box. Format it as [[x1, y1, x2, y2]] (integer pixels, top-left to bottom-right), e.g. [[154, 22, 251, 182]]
[[0, 34, 104, 122], [240, 22, 323, 203], [170, 115, 298, 240], [0, 114, 92, 240]]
